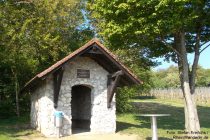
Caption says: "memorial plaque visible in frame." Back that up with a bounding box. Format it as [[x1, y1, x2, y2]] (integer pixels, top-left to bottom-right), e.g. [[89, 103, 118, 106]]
[[77, 69, 90, 78]]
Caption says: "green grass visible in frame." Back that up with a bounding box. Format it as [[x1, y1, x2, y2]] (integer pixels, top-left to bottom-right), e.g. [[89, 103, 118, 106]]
[[0, 114, 39, 140], [117, 98, 210, 140], [0, 99, 209, 140]]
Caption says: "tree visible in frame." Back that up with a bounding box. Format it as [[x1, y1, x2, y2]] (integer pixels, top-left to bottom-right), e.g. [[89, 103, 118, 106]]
[[196, 66, 210, 86], [88, 0, 210, 132], [152, 66, 180, 88], [0, 0, 93, 117], [152, 65, 210, 88], [114, 48, 154, 94]]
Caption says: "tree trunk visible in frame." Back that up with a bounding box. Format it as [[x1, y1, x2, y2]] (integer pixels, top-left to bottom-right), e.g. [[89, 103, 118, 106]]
[[189, 31, 201, 131], [12, 68, 20, 117], [175, 31, 200, 132], [15, 76, 20, 117]]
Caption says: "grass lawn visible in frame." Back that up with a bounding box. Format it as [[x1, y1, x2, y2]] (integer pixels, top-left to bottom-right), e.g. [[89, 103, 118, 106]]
[[0, 98, 209, 140], [117, 98, 210, 140], [0, 115, 40, 140]]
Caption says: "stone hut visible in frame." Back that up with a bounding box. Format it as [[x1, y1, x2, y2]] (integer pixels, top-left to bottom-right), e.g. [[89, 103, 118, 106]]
[[22, 39, 142, 137]]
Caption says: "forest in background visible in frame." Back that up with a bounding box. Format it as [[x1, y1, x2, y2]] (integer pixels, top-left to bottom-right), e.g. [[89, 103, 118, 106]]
[[0, 0, 95, 118], [152, 65, 210, 89], [0, 0, 153, 117]]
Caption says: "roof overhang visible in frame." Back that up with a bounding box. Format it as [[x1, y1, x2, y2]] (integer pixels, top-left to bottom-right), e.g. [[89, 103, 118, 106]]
[[21, 38, 143, 93]]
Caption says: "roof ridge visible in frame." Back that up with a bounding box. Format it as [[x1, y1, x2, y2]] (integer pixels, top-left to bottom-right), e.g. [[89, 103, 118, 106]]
[[22, 38, 142, 92]]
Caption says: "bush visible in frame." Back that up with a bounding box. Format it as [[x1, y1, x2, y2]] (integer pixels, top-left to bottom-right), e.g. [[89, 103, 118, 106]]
[[116, 87, 136, 113], [0, 100, 16, 119], [0, 93, 30, 119]]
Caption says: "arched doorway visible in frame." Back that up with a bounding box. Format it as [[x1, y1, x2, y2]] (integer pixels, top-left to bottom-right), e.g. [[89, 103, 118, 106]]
[[71, 85, 91, 133]]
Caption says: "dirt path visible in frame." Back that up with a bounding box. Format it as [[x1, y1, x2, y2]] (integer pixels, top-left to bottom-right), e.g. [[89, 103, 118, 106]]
[[21, 133, 140, 140]]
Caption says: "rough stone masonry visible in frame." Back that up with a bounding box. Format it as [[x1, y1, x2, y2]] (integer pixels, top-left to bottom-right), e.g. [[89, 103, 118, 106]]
[[25, 39, 141, 138], [30, 57, 116, 137]]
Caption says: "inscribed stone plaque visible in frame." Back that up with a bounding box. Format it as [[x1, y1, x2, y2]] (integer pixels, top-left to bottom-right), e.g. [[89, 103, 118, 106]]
[[77, 69, 90, 78]]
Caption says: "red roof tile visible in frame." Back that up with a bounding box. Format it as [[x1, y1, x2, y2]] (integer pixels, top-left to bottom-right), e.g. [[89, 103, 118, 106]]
[[23, 38, 142, 91]]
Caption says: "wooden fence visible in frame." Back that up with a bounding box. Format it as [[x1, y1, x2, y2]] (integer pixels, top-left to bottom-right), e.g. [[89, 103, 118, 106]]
[[149, 87, 210, 103]]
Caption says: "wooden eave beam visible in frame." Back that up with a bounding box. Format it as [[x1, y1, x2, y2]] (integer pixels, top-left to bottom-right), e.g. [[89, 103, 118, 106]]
[[111, 70, 123, 78], [95, 45, 140, 85], [107, 70, 124, 108], [53, 67, 64, 108], [85, 45, 103, 54]]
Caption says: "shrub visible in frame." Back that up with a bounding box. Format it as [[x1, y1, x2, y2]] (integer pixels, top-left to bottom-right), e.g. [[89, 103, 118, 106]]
[[116, 87, 136, 113], [0, 100, 16, 119]]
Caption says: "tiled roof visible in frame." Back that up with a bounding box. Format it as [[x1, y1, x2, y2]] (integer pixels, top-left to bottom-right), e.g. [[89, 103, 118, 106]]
[[23, 38, 142, 91]]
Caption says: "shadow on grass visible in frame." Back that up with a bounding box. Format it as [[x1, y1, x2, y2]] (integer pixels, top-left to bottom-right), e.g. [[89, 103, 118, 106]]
[[0, 114, 33, 139], [12, 131, 34, 137], [197, 105, 210, 129], [116, 121, 173, 140], [117, 102, 184, 133], [0, 125, 33, 138], [117, 101, 210, 134], [133, 102, 185, 130], [117, 102, 184, 131], [132, 96, 156, 100], [116, 121, 143, 132]]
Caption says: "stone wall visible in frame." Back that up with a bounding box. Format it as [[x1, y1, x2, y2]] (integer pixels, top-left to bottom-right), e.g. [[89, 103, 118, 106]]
[[30, 57, 116, 137], [30, 79, 55, 136]]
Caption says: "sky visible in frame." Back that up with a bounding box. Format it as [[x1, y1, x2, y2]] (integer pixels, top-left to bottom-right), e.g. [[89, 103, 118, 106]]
[[155, 43, 210, 70]]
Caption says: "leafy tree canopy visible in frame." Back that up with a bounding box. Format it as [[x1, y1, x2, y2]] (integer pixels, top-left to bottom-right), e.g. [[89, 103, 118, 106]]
[[88, 0, 210, 59], [88, 0, 210, 131], [152, 65, 210, 88], [0, 0, 94, 117]]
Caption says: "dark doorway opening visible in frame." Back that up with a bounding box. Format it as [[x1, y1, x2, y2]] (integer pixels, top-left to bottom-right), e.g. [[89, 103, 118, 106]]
[[71, 85, 91, 133]]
